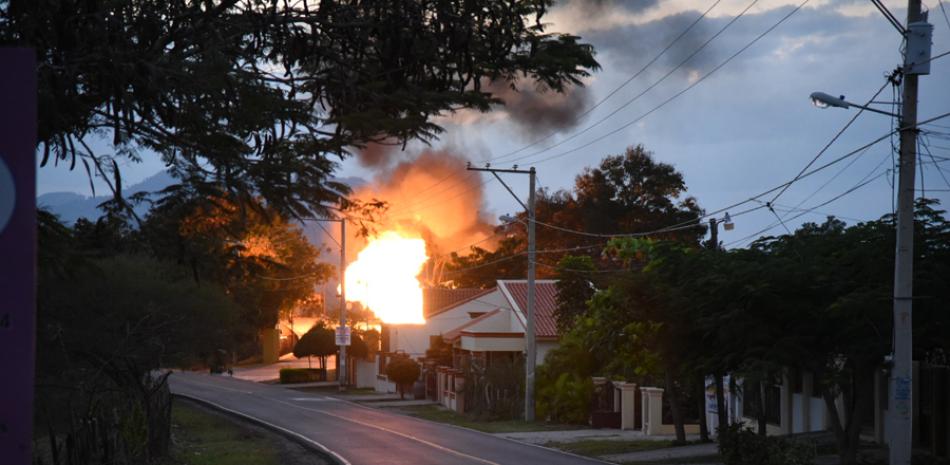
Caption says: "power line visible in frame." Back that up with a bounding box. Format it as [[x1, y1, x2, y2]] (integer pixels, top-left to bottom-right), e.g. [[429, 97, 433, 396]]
[[491, 0, 726, 163], [512, 0, 812, 167], [938, 0, 950, 31], [385, 1, 729, 208], [498, 0, 759, 165], [726, 157, 893, 248], [769, 76, 895, 205], [921, 135, 950, 189]]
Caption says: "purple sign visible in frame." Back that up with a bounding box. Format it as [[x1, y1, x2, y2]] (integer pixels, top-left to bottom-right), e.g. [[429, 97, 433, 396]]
[[0, 48, 37, 465]]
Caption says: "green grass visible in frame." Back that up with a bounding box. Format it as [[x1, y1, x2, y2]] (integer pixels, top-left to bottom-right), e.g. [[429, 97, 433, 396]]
[[291, 386, 376, 396], [157, 400, 284, 465], [543, 439, 676, 457], [392, 404, 582, 433], [620, 454, 722, 465]]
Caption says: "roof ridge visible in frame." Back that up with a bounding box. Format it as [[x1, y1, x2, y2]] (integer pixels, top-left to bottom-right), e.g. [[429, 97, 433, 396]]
[[425, 287, 498, 318]]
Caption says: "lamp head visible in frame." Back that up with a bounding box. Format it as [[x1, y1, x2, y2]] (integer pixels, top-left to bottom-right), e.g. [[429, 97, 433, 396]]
[[810, 92, 850, 109]]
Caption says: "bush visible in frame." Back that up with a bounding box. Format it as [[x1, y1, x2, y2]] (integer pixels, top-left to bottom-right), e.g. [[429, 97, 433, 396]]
[[718, 424, 816, 465], [536, 372, 593, 424], [293, 323, 337, 369], [386, 357, 421, 399], [279, 368, 327, 384]]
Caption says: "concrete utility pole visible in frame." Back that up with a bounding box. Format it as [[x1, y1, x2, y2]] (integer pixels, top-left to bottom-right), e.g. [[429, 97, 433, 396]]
[[466, 164, 537, 421], [891, 0, 927, 462], [526, 167, 537, 422]]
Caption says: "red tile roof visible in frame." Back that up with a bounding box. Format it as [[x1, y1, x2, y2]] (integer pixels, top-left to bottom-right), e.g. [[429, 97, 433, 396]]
[[423, 287, 495, 318], [500, 280, 559, 338]]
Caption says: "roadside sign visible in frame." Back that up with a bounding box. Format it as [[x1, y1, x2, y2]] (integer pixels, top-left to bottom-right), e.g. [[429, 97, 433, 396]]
[[335, 326, 351, 346], [0, 48, 37, 465]]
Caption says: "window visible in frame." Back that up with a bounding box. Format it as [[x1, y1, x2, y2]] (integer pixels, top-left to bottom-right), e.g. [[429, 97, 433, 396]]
[[742, 380, 781, 426]]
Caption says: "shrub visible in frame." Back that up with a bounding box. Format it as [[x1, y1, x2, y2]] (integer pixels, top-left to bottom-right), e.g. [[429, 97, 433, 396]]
[[293, 323, 337, 368], [386, 356, 421, 399], [279, 368, 326, 384], [718, 423, 816, 465], [536, 372, 593, 424]]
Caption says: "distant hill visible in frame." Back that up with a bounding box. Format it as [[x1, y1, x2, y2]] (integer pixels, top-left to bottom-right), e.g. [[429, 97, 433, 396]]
[[38, 171, 367, 226], [38, 171, 176, 224]]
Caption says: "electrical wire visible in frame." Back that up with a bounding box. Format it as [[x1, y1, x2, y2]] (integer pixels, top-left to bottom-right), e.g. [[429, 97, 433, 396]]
[[496, 0, 759, 164], [386, 1, 729, 203], [491, 0, 726, 163], [769, 77, 894, 205], [509, 0, 812, 167]]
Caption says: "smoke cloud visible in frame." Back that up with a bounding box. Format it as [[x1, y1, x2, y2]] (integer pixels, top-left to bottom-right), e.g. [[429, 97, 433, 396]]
[[349, 149, 495, 263], [485, 78, 593, 137], [355, 139, 404, 168]]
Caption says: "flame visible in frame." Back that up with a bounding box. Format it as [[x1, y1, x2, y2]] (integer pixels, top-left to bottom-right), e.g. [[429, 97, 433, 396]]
[[345, 231, 428, 324]]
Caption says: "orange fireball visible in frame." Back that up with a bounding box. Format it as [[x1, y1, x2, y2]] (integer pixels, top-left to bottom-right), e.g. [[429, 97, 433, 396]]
[[345, 231, 428, 324]]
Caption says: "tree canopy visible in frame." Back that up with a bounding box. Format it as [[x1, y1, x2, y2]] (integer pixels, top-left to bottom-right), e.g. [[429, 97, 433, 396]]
[[4, 0, 599, 218], [444, 145, 703, 288], [537, 200, 950, 464], [293, 323, 337, 369]]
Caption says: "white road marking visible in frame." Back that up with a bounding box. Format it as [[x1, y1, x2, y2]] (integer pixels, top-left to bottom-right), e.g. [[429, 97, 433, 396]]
[[174, 393, 353, 465], [267, 397, 502, 465], [289, 397, 338, 402]]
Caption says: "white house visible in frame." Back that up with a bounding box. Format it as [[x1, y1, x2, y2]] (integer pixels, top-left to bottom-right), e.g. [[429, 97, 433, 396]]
[[384, 280, 561, 364]]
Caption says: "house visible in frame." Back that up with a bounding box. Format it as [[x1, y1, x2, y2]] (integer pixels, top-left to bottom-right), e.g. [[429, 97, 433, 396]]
[[375, 280, 565, 395], [382, 280, 560, 363]]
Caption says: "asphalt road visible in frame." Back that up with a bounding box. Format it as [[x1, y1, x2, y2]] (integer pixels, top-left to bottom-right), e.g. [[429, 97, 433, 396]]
[[170, 372, 607, 465]]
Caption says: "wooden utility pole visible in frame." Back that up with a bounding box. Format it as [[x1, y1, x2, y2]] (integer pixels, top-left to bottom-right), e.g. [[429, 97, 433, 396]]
[[467, 164, 537, 421]]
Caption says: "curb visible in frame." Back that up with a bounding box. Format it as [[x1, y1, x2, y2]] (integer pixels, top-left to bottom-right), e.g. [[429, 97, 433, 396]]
[[172, 393, 351, 465]]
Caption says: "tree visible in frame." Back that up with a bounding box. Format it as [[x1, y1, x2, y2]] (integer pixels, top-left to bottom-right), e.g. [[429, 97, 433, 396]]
[[36, 212, 246, 463], [444, 236, 526, 288], [143, 194, 333, 337], [293, 323, 337, 370], [386, 356, 421, 399], [5, 0, 599, 218], [553, 255, 596, 333], [444, 146, 704, 286], [347, 331, 369, 361]]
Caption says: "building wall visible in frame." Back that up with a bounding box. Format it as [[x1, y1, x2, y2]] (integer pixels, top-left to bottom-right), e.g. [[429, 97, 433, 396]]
[[388, 290, 507, 358], [537, 340, 558, 366]]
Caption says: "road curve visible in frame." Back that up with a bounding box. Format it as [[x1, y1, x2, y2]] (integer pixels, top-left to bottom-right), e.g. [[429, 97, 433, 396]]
[[170, 372, 608, 465]]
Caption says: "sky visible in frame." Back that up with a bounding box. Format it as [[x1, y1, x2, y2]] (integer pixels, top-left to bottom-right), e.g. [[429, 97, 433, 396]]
[[37, 0, 950, 249]]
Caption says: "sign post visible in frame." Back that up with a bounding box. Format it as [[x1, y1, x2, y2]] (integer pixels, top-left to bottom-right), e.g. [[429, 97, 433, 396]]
[[335, 326, 351, 346], [0, 48, 38, 465]]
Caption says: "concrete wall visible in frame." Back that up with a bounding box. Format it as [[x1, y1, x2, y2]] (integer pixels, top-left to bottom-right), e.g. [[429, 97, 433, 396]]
[[353, 358, 376, 389]]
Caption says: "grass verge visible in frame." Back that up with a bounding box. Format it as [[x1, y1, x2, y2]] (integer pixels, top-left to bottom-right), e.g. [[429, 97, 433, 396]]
[[543, 439, 676, 457], [620, 454, 722, 465], [157, 398, 324, 465], [291, 386, 377, 396], [389, 404, 582, 433]]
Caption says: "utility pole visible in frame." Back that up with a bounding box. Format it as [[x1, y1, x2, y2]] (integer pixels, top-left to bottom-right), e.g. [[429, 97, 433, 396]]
[[891, 1, 929, 462], [526, 167, 537, 422], [339, 220, 347, 391], [304, 216, 348, 390], [466, 163, 537, 421]]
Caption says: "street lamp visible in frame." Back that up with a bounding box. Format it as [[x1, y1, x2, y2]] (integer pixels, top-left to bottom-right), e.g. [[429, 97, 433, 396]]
[[809, 91, 898, 117]]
